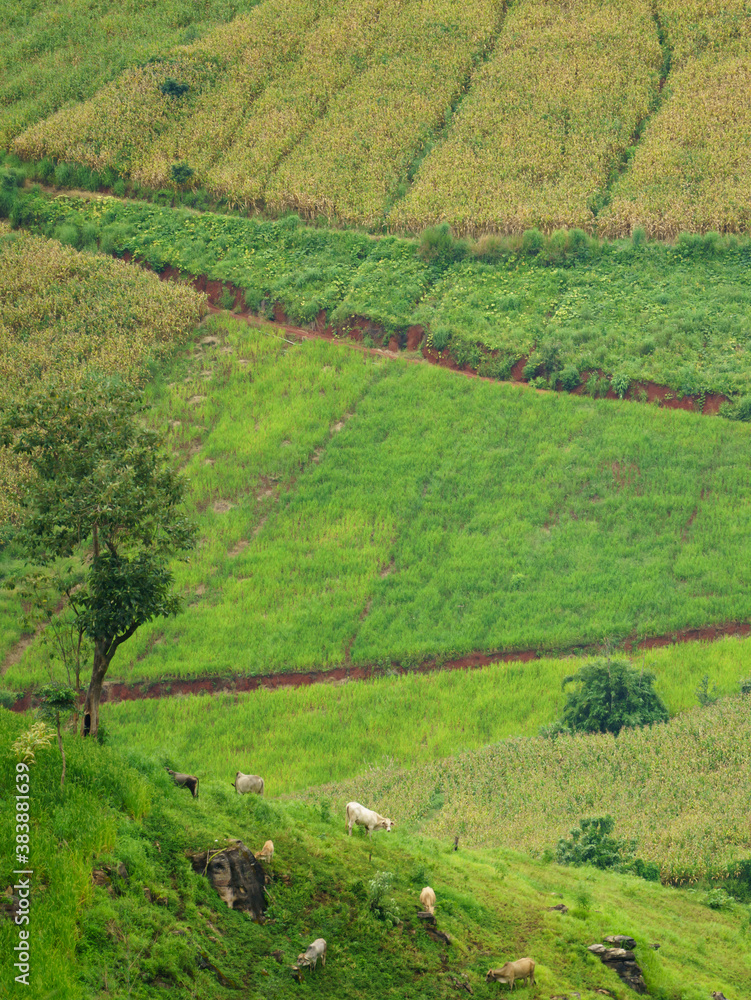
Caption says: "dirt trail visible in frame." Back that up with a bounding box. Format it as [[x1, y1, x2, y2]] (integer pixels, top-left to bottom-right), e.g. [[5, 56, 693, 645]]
[[7, 620, 750, 712]]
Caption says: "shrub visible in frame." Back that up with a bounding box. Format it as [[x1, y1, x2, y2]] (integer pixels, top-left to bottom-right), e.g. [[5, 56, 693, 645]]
[[556, 815, 635, 870], [720, 395, 751, 421], [521, 228, 544, 256], [610, 372, 631, 399], [159, 78, 190, 99], [112, 180, 126, 198], [558, 366, 580, 392], [418, 223, 467, 267], [559, 657, 669, 735], [522, 358, 541, 381], [53, 163, 75, 188], [368, 871, 401, 927], [170, 162, 194, 187], [704, 887, 734, 911], [695, 674, 719, 707]]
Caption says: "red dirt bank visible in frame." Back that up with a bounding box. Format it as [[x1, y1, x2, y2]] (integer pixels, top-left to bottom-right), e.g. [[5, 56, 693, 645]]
[[8, 621, 750, 712]]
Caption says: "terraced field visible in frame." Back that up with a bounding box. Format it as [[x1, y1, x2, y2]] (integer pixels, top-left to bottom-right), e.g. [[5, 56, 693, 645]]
[[6, 0, 751, 234]]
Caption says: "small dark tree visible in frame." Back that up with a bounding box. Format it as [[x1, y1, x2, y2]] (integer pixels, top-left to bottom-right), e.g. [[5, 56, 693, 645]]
[[556, 815, 635, 870], [1, 380, 196, 738], [560, 657, 668, 735], [38, 684, 77, 789]]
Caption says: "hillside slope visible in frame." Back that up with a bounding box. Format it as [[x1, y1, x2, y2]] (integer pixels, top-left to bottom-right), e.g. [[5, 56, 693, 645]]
[[1, 707, 749, 999]]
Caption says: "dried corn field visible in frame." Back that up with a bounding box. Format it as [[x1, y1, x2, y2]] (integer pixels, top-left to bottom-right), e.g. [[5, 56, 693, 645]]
[[8, 0, 751, 235]]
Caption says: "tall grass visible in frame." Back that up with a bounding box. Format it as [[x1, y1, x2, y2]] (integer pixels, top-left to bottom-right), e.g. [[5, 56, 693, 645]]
[[7, 316, 751, 691], [103, 635, 751, 796]]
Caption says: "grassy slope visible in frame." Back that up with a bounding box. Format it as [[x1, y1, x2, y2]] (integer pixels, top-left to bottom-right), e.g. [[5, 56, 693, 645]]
[[101, 634, 751, 797], [1, 707, 749, 1000], [6, 312, 751, 689]]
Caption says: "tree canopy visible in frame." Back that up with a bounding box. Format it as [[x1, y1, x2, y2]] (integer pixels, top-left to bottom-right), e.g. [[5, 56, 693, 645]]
[[2, 379, 195, 736], [559, 657, 669, 735]]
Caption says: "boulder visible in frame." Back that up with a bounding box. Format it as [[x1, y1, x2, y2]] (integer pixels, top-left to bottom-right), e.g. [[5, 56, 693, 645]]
[[605, 934, 636, 950], [189, 841, 267, 920]]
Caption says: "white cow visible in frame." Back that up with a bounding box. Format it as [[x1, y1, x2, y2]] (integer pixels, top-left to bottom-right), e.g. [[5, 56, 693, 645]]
[[345, 801, 395, 837], [486, 957, 535, 990], [296, 938, 326, 973], [419, 886, 436, 915], [232, 772, 264, 795]]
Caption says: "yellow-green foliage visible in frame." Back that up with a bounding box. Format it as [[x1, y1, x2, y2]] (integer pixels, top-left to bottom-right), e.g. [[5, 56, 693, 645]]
[[207, 0, 408, 207], [13, 0, 326, 184], [392, 0, 662, 236], [0, 229, 206, 521], [332, 693, 751, 884], [264, 0, 505, 225], [601, 1, 751, 237]]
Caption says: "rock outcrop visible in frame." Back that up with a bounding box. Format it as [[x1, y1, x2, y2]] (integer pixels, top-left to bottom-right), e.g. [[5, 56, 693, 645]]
[[189, 840, 267, 920], [588, 937, 647, 993]]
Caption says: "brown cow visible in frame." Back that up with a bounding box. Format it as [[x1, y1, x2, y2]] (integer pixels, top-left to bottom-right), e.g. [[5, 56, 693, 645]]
[[486, 958, 535, 990]]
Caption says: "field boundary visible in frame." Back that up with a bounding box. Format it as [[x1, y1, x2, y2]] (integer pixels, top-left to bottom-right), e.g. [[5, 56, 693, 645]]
[[7, 620, 750, 712], [154, 262, 730, 416]]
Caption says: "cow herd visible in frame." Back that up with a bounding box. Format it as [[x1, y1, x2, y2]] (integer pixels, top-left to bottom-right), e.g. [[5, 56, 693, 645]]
[[166, 774, 534, 989]]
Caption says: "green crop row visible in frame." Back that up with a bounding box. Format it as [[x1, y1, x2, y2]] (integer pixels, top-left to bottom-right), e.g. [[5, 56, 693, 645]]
[[7, 312, 751, 691], [6, 188, 751, 398]]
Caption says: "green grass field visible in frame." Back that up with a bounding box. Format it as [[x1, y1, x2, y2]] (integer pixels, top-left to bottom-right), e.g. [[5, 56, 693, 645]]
[[101, 634, 751, 799], [6, 312, 751, 691]]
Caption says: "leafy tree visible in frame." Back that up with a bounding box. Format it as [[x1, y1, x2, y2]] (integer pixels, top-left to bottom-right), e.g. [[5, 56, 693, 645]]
[[559, 657, 668, 735], [1, 380, 196, 738], [556, 815, 635, 870]]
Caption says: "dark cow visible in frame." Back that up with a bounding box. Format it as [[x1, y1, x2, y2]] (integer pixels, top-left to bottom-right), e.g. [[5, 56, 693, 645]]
[[166, 768, 199, 798]]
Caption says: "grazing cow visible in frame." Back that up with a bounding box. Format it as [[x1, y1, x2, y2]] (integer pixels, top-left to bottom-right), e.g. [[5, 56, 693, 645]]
[[232, 772, 264, 795], [166, 768, 199, 798], [419, 886, 436, 915], [486, 958, 535, 990], [256, 840, 274, 863], [345, 801, 395, 837], [296, 938, 326, 973]]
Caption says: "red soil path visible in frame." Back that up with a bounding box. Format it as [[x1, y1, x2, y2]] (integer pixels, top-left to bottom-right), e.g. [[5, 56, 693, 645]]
[[136, 258, 728, 415], [8, 621, 750, 713]]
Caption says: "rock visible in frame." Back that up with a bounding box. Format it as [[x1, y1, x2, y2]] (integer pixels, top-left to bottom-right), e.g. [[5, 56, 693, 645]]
[[588, 939, 648, 994], [605, 934, 637, 950], [547, 903, 569, 913], [189, 841, 267, 920], [602, 948, 635, 962]]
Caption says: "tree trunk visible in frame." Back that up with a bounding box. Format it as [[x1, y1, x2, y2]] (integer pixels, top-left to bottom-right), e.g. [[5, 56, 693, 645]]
[[56, 711, 66, 790], [83, 639, 110, 738]]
